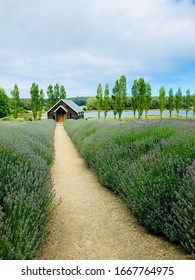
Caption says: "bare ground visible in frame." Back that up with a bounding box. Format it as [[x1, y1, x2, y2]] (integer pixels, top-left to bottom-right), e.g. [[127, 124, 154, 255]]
[[38, 124, 190, 260]]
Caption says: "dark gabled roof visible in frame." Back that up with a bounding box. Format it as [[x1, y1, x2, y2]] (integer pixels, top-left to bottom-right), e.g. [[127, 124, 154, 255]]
[[47, 99, 84, 114], [62, 99, 84, 113]]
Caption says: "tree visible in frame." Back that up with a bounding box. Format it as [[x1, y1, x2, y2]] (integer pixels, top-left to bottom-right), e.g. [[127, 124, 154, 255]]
[[0, 87, 10, 118], [47, 84, 54, 109], [54, 83, 60, 103], [117, 75, 127, 119], [10, 84, 20, 119], [159, 86, 166, 118], [175, 87, 182, 117], [38, 89, 44, 119], [86, 97, 97, 110], [145, 83, 152, 118], [96, 83, 103, 118], [131, 80, 138, 119], [185, 89, 191, 118], [112, 80, 119, 119], [137, 78, 146, 118], [193, 94, 195, 118], [168, 88, 174, 118], [30, 83, 39, 120], [103, 83, 110, 118], [60, 85, 66, 99]]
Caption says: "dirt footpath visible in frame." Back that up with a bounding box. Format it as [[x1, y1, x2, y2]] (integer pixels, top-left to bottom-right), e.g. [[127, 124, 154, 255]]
[[39, 124, 189, 260]]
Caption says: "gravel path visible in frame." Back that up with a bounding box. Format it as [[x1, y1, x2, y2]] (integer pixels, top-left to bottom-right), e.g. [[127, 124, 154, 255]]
[[39, 124, 189, 260]]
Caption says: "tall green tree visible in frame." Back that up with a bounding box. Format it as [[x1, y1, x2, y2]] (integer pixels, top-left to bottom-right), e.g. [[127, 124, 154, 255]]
[[175, 87, 182, 117], [131, 80, 138, 119], [145, 83, 152, 119], [112, 80, 119, 119], [0, 87, 10, 118], [96, 83, 103, 119], [38, 89, 44, 119], [47, 84, 54, 109], [54, 83, 60, 103], [159, 86, 166, 118], [193, 93, 195, 118], [10, 84, 20, 119], [86, 97, 97, 110], [168, 88, 174, 118], [185, 89, 191, 118], [103, 83, 110, 118], [60, 85, 66, 99], [137, 78, 146, 118], [30, 83, 39, 121], [117, 75, 127, 119]]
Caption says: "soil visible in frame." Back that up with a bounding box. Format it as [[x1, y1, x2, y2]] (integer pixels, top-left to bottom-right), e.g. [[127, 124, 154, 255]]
[[38, 124, 190, 260]]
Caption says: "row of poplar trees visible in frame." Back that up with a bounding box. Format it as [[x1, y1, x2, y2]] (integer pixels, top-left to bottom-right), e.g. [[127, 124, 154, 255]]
[[96, 76, 195, 119], [6, 83, 67, 121]]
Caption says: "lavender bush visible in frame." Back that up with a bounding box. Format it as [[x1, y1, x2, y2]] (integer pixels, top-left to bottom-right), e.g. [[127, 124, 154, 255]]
[[0, 120, 56, 259], [64, 119, 195, 255]]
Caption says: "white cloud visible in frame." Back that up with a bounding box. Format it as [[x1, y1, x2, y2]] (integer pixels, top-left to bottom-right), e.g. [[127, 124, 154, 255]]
[[0, 0, 195, 97]]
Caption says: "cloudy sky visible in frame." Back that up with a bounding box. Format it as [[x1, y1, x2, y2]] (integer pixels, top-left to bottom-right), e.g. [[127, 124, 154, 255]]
[[0, 0, 195, 98]]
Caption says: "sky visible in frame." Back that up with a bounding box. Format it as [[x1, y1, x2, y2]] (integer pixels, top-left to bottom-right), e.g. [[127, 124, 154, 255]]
[[0, 0, 195, 98]]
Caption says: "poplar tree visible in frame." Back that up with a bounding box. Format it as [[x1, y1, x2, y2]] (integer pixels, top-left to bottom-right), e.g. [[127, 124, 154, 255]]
[[175, 87, 182, 117], [47, 84, 54, 109], [60, 85, 66, 99], [185, 89, 191, 118], [117, 75, 127, 119], [30, 83, 39, 121], [193, 94, 195, 117], [38, 89, 44, 119], [145, 83, 152, 119], [159, 86, 166, 119], [96, 83, 103, 119], [168, 88, 174, 118], [137, 78, 146, 119], [54, 83, 60, 103], [10, 84, 20, 119], [112, 80, 119, 119], [103, 84, 110, 118], [131, 80, 138, 119]]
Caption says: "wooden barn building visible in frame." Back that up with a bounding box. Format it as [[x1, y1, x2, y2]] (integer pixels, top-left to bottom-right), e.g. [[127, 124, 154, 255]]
[[47, 99, 84, 123]]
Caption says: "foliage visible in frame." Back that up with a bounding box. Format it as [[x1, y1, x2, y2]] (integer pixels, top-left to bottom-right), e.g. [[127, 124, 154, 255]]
[[145, 83, 152, 118], [193, 94, 195, 117], [159, 86, 166, 118], [0, 88, 10, 118], [112, 80, 119, 119], [103, 84, 110, 118], [64, 119, 195, 255], [131, 80, 138, 118], [168, 88, 174, 118], [137, 78, 146, 118], [175, 87, 182, 117], [30, 83, 39, 121], [38, 89, 44, 120], [117, 75, 127, 119], [0, 120, 56, 259], [86, 97, 97, 110], [185, 89, 191, 118], [10, 84, 20, 119], [96, 83, 103, 119], [46, 83, 67, 109]]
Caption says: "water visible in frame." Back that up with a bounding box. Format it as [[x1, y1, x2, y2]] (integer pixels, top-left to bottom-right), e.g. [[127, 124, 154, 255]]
[[84, 110, 194, 118]]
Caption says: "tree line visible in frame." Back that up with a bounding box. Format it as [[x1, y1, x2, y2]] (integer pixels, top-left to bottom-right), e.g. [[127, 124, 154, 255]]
[[0, 83, 67, 120], [93, 76, 195, 118]]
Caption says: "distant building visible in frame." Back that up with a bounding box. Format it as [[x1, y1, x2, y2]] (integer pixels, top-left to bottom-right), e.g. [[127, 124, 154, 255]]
[[47, 99, 84, 122]]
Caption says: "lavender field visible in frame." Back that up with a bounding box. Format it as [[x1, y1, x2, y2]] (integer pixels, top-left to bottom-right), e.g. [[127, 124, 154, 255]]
[[64, 119, 195, 256], [0, 120, 56, 259]]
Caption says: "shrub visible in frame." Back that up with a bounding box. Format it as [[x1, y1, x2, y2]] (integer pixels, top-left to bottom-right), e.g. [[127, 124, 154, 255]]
[[64, 119, 195, 255], [0, 120, 56, 259]]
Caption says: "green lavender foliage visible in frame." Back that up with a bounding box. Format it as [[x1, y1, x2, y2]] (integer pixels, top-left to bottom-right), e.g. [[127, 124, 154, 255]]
[[0, 120, 56, 259], [64, 119, 195, 255]]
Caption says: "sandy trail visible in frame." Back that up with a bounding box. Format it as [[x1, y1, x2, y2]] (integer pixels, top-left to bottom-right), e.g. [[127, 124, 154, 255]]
[[39, 124, 189, 260]]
